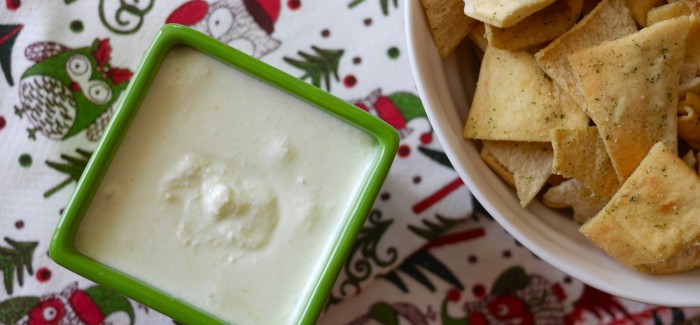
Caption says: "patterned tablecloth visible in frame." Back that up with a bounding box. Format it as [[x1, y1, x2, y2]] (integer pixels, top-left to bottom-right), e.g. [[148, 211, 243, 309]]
[[1, 1, 699, 324]]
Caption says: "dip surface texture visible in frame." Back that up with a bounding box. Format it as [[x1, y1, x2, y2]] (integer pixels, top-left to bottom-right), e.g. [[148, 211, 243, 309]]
[[74, 47, 377, 324]]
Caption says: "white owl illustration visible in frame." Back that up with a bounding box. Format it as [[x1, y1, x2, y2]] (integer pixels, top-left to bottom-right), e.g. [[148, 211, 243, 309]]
[[166, 0, 281, 58]]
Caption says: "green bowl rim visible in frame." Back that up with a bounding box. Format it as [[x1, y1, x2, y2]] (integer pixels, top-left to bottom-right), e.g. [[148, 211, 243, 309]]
[[49, 24, 399, 325]]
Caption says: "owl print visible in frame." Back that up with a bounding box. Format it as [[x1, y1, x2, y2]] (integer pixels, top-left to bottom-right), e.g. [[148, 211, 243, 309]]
[[15, 39, 132, 141], [167, 0, 281, 58], [0, 282, 135, 325]]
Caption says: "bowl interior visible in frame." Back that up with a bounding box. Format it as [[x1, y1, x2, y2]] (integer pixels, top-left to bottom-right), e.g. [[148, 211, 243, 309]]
[[405, 0, 700, 307]]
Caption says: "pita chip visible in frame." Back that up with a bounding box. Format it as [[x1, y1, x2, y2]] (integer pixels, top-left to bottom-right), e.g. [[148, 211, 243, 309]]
[[636, 246, 700, 274], [481, 141, 553, 207], [682, 149, 697, 169], [468, 22, 488, 55], [580, 143, 700, 274], [485, 0, 583, 51], [684, 0, 700, 18], [581, 0, 602, 16], [543, 178, 610, 224], [677, 15, 699, 96], [680, 63, 700, 96], [480, 146, 516, 187], [686, 16, 700, 72], [625, 0, 665, 26], [463, 0, 556, 28], [535, 0, 638, 110], [646, 1, 691, 26], [678, 92, 700, 148], [464, 47, 589, 142], [551, 127, 620, 197], [420, 0, 476, 58], [568, 17, 689, 182]]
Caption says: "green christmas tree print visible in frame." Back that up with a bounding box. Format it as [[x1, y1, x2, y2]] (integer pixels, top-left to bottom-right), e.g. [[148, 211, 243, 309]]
[[408, 214, 464, 242], [0, 238, 38, 295], [380, 248, 463, 293], [44, 148, 92, 198], [284, 46, 343, 91], [348, 0, 398, 15]]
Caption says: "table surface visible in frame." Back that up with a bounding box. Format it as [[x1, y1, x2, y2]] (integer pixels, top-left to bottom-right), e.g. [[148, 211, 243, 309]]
[[1, 1, 698, 324]]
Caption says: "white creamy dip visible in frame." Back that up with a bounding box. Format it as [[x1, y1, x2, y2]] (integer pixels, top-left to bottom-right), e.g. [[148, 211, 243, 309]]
[[75, 46, 377, 324]]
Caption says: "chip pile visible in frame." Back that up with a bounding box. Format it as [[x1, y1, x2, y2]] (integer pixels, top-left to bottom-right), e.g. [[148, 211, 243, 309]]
[[420, 0, 700, 274]]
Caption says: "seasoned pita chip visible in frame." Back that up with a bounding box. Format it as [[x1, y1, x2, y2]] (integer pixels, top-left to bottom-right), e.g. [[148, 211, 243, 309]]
[[582, 0, 603, 16], [686, 91, 700, 110], [551, 127, 620, 197], [646, 1, 691, 25], [482, 141, 553, 207], [480, 146, 515, 187], [681, 76, 700, 96], [687, 16, 700, 70], [543, 178, 610, 223], [420, 0, 476, 58], [681, 63, 698, 82], [535, 0, 638, 110], [636, 246, 700, 274], [680, 63, 700, 96], [547, 174, 567, 186], [682, 149, 697, 169], [463, 0, 557, 28], [678, 92, 700, 148], [464, 47, 589, 142], [485, 0, 583, 51], [468, 22, 488, 54], [684, 0, 700, 18], [625, 0, 666, 26], [568, 17, 689, 182], [580, 143, 700, 274], [680, 105, 700, 148]]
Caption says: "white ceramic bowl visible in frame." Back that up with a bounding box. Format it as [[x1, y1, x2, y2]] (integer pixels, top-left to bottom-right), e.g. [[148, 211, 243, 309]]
[[405, 0, 700, 307]]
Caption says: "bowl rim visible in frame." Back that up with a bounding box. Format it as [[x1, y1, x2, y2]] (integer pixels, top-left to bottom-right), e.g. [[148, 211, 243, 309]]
[[404, 0, 700, 307], [49, 24, 399, 325]]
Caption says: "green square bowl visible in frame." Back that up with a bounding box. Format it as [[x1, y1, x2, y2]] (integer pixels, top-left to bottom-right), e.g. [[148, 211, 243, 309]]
[[49, 24, 398, 325]]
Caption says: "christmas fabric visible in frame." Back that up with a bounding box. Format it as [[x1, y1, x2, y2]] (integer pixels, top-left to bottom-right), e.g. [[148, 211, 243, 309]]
[[0, 1, 698, 324]]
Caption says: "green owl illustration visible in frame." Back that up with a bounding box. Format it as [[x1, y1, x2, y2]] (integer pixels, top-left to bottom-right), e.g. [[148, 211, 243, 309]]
[[15, 39, 132, 141]]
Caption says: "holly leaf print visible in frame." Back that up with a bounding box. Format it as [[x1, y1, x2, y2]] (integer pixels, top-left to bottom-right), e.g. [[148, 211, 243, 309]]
[[0, 238, 38, 295], [491, 266, 531, 296], [92, 38, 111, 68], [368, 302, 399, 325], [0, 296, 40, 324], [84, 286, 136, 323], [284, 46, 343, 91], [107, 68, 133, 84], [418, 146, 453, 169]]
